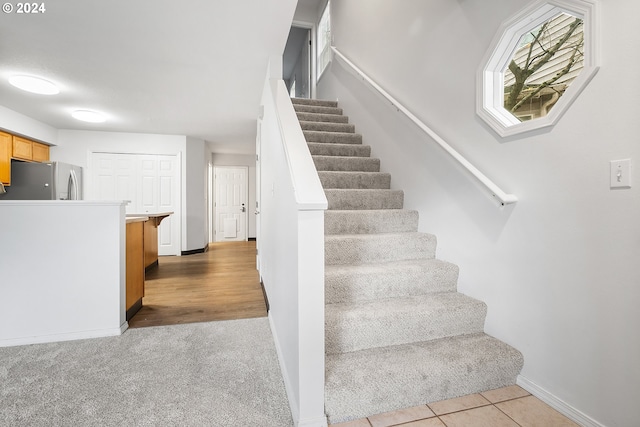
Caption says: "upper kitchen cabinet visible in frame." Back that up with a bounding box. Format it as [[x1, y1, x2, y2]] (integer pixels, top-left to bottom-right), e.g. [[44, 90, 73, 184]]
[[32, 141, 50, 162], [12, 136, 49, 162], [0, 133, 51, 186], [0, 131, 11, 185]]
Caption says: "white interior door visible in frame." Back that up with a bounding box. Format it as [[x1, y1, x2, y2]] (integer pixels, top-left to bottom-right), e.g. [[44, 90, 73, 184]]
[[90, 152, 181, 256], [214, 166, 248, 242], [93, 153, 137, 209]]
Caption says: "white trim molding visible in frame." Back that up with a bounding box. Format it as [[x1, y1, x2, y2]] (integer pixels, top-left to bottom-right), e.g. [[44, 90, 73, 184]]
[[477, 0, 600, 138], [517, 375, 605, 427]]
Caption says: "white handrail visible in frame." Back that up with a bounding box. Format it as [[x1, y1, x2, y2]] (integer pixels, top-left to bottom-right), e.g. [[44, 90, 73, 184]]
[[331, 46, 518, 206]]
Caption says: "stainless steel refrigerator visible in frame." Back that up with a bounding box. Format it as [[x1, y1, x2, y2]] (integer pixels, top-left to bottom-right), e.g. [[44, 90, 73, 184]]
[[0, 161, 82, 200]]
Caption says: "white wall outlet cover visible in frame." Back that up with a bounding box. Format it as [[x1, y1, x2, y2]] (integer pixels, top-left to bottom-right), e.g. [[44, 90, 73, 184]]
[[610, 159, 631, 189]]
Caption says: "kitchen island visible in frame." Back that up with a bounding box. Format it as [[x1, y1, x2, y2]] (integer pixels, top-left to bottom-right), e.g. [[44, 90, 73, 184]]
[[124, 212, 172, 320], [127, 212, 173, 271]]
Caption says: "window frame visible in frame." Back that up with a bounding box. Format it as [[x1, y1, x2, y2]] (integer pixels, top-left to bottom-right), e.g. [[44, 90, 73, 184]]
[[476, 0, 600, 138], [317, 0, 331, 82]]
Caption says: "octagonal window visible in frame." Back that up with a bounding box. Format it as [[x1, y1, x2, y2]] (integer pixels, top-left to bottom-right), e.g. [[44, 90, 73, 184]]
[[477, 0, 599, 137]]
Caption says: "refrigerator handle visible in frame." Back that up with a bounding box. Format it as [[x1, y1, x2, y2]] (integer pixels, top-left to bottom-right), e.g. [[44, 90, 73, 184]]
[[69, 170, 79, 200]]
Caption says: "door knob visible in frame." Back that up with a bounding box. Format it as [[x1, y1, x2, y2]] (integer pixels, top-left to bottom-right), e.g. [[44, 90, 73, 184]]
[[241, 203, 246, 212]]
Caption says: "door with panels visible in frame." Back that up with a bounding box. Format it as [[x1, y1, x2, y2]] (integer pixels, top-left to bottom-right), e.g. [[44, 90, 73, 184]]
[[214, 166, 248, 242], [91, 152, 180, 256]]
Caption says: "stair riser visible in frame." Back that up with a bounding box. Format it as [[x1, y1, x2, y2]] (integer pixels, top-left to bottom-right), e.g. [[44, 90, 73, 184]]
[[319, 172, 390, 190], [301, 121, 355, 133], [325, 233, 436, 265], [297, 112, 349, 124], [292, 98, 338, 108], [325, 209, 418, 234], [325, 334, 524, 424], [314, 156, 380, 172], [304, 131, 362, 145], [326, 295, 487, 354], [325, 189, 404, 210], [294, 104, 343, 115], [308, 143, 371, 158], [325, 260, 458, 304]]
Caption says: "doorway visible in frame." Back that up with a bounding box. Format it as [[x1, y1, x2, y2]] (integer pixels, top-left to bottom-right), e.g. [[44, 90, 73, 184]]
[[284, 23, 315, 99], [213, 166, 249, 242]]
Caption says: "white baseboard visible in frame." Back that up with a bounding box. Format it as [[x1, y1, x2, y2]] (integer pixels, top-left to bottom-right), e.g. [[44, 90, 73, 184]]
[[517, 375, 605, 427], [0, 327, 124, 348]]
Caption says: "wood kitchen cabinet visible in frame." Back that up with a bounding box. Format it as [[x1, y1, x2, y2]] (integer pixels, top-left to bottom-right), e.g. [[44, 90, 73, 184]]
[[32, 142, 50, 162], [12, 136, 50, 162], [0, 131, 10, 185], [12, 136, 33, 160], [126, 219, 145, 320]]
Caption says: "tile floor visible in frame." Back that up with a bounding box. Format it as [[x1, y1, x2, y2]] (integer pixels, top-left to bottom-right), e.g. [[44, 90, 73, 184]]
[[329, 385, 580, 427]]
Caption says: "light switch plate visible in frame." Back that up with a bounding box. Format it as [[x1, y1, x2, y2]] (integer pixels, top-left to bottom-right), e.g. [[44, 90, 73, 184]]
[[610, 159, 631, 189]]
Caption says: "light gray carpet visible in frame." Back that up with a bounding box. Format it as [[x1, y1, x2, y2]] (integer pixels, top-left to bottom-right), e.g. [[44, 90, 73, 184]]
[[0, 318, 293, 427]]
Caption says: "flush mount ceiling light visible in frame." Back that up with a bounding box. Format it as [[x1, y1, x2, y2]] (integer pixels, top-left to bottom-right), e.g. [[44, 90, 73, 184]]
[[72, 110, 106, 123], [8, 75, 60, 95]]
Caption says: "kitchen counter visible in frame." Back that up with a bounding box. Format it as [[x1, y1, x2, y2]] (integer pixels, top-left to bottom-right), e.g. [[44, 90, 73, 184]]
[[126, 212, 173, 271]]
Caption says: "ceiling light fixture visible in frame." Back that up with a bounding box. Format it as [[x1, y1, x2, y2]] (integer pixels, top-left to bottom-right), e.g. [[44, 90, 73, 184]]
[[8, 75, 60, 95], [72, 110, 106, 123]]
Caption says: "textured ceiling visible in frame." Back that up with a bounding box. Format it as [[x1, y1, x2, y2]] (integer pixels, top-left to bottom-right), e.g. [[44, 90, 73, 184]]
[[0, 0, 297, 153]]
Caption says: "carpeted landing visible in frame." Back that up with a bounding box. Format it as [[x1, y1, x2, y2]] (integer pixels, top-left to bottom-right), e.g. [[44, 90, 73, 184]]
[[0, 318, 293, 427], [293, 97, 524, 424]]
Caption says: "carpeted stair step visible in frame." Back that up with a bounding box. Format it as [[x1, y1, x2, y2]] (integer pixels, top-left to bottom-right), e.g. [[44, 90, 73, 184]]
[[313, 155, 380, 172], [325, 333, 524, 424], [325, 232, 436, 265], [326, 293, 487, 354], [308, 143, 371, 158], [300, 121, 355, 133], [296, 112, 349, 124], [304, 131, 362, 145], [325, 259, 458, 304], [294, 104, 344, 115], [325, 209, 418, 234], [325, 189, 404, 210], [291, 98, 337, 107], [319, 172, 391, 190]]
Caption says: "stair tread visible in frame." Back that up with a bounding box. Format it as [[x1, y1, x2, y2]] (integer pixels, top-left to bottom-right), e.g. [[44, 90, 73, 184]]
[[325, 333, 524, 423]]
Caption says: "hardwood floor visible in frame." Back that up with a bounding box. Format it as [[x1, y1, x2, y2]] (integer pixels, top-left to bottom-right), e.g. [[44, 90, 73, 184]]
[[128, 241, 267, 328]]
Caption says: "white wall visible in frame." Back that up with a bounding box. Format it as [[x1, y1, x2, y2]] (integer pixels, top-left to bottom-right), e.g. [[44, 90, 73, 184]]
[[211, 153, 257, 238], [0, 201, 127, 346], [318, 1, 640, 426], [186, 136, 208, 251], [0, 105, 58, 145]]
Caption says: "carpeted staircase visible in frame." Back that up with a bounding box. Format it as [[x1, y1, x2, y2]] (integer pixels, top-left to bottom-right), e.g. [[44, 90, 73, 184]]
[[292, 98, 524, 424]]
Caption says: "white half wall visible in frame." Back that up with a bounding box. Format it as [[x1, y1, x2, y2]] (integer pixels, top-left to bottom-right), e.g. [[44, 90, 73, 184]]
[[0, 201, 127, 347], [318, 1, 640, 426]]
